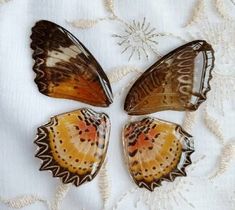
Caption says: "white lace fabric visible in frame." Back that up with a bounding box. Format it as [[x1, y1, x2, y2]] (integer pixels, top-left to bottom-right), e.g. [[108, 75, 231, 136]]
[[0, 0, 235, 210]]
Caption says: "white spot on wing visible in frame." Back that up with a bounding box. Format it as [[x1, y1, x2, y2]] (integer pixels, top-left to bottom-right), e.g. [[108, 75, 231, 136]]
[[46, 45, 89, 67], [46, 57, 61, 67]]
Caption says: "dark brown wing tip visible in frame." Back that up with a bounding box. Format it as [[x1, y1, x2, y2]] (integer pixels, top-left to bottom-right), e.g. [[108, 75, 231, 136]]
[[30, 20, 55, 47], [30, 20, 53, 96]]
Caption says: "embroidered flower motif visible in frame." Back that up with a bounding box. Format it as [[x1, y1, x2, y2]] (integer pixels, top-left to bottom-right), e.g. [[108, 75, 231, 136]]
[[186, 20, 235, 179], [112, 18, 162, 60], [138, 177, 195, 209], [185, 0, 235, 26], [70, 0, 167, 62], [209, 139, 235, 179], [185, 20, 235, 113], [111, 156, 206, 210], [110, 179, 194, 210], [187, 21, 235, 75]]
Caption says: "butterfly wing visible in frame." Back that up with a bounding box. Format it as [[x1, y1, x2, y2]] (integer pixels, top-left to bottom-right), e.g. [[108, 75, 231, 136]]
[[123, 117, 194, 191], [124, 40, 214, 115], [35, 108, 110, 186], [31, 20, 113, 107]]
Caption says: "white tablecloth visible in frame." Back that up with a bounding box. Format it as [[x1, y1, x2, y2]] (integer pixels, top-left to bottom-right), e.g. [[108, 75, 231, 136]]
[[0, 0, 235, 210]]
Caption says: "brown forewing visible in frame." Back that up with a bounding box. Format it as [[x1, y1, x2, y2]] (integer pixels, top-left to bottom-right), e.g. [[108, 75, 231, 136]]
[[30, 20, 113, 107], [124, 40, 215, 115]]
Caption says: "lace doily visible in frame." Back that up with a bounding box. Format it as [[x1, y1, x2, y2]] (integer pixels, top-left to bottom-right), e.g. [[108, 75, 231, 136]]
[[0, 0, 235, 210]]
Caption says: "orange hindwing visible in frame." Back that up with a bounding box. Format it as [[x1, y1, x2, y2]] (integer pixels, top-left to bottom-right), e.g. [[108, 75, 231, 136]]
[[35, 108, 110, 186], [123, 117, 194, 191]]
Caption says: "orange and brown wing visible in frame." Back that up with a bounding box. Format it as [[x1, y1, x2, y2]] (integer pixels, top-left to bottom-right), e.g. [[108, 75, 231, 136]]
[[35, 108, 110, 186], [124, 40, 215, 115], [31, 20, 113, 107], [123, 117, 194, 191]]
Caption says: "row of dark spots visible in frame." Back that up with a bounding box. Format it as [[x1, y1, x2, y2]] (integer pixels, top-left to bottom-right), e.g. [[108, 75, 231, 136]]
[[75, 125, 93, 136], [172, 140, 181, 152], [58, 139, 102, 149], [56, 154, 94, 170], [132, 162, 165, 176], [143, 171, 163, 179], [52, 136, 63, 144], [132, 156, 180, 178], [80, 138, 96, 146], [53, 142, 101, 162]]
